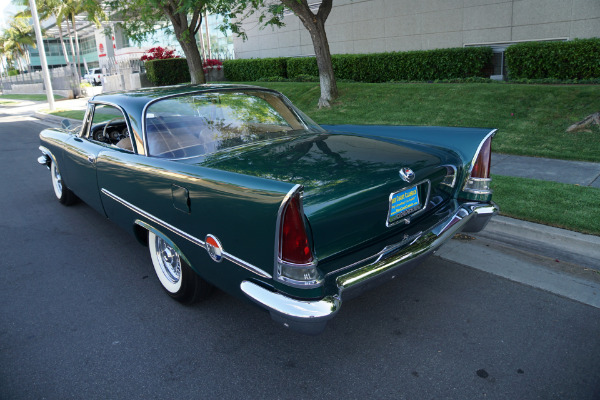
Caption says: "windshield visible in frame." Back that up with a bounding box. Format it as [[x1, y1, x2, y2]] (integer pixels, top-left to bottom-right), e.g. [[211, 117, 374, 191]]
[[144, 90, 324, 159]]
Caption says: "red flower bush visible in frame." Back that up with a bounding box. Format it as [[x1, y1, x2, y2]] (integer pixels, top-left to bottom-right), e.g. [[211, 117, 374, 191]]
[[141, 47, 179, 61], [203, 59, 223, 72]]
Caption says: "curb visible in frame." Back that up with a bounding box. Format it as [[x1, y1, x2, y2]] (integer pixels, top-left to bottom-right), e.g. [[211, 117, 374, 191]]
[[474, 215, 600, 270], [34, 111, 82, 127], [485, 215, 600, 260]]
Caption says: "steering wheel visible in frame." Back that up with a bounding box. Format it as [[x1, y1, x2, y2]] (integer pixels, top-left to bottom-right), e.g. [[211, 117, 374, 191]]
[[102, 118, 127, 142]]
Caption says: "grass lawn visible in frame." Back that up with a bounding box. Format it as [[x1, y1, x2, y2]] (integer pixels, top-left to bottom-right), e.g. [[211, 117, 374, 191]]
[[248, 82, 600, 163], [44, 109, 86, 120], [0, 93, 65, 101], [491, 175, 600, 235], [44, 83, 599, 235], [45, 109, 119, 122], [0, 99, 18, 105], [47, 82, 600, 162]]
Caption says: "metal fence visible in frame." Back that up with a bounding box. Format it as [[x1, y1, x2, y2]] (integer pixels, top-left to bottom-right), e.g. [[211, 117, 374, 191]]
[[1, 65, 79, 93]]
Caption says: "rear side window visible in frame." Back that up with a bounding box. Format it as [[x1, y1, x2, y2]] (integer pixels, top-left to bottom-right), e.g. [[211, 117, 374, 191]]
[[144, 90, 322, 159]]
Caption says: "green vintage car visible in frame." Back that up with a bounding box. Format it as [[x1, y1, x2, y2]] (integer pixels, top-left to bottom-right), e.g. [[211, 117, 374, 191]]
[[38, 84, 497, 334]]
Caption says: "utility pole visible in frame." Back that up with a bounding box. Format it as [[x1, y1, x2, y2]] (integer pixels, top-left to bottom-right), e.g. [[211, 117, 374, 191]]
[[29, 0, 55, 111]]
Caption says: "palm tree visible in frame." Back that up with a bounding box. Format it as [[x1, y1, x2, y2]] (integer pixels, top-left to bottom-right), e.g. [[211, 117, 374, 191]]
[[16, 0, 73, 66], [62, 0, 106, 76], [14, 0, 106, 89], [2, 17, 36, 73]]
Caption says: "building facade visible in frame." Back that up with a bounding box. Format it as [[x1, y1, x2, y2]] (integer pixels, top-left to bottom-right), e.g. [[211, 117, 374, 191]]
[[233, 0, 600, 60], [28, 14, 234, 75]]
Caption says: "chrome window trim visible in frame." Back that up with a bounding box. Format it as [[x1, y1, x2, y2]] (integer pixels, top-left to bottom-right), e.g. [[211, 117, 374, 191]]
[[78, 104, 93, 138], [273, 184, 323, 288], [101, 188, 272, 279], [386, 179, 431, 227], [86, 100, 137, 154]]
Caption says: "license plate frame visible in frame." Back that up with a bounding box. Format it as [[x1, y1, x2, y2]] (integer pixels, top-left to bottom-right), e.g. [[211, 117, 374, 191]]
[[387, 181, 429, 226]]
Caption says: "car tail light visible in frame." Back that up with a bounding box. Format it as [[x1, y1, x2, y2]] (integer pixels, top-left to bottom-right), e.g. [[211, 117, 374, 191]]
[[462, 132, 495, 196], [471, 136, 492, 178], [276, 189, 320, 287], [280, 195, 313, 264]]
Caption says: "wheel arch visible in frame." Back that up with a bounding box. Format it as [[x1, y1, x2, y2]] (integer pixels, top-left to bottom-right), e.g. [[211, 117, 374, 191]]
[[133, 219, 194, 270]]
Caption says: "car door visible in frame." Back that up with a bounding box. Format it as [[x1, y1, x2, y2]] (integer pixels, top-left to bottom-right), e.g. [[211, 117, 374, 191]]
[[61, 103, 132, 215]]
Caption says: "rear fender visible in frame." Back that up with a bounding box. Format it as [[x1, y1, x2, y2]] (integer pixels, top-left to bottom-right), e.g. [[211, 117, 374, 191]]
[[322, 125, 497, 200]]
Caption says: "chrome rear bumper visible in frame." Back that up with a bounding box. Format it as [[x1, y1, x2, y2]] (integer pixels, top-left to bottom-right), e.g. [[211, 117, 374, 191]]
[[241, 202, 498, 335]]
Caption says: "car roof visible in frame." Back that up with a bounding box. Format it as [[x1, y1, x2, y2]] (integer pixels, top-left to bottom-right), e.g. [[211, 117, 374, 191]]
[[88, 84, 280, 139], [91, 83, 271, 109]]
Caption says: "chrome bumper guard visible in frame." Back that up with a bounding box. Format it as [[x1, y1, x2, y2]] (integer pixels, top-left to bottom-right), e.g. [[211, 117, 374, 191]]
[[241, 202, 498, 335]]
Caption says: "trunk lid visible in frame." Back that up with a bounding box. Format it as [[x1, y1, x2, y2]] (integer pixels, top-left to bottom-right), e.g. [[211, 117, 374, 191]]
[[192, 132, 461, 262]]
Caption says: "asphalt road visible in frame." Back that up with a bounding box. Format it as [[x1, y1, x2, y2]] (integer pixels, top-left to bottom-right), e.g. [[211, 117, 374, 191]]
[[1, 111, 599, 400]]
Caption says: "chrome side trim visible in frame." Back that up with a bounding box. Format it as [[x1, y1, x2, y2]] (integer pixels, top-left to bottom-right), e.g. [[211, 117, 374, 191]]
[[101, 188, 272, 279]]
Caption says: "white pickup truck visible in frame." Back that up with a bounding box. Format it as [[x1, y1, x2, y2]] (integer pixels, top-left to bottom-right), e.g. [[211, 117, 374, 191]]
[[84, 68, 103, 86]]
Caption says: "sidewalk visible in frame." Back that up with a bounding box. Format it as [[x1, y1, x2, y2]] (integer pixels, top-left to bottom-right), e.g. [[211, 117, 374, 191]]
[[492, 153, 600, 188]]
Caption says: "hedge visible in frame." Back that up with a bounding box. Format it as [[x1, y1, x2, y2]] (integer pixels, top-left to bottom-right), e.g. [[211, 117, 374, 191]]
[[222, 58, 288, 81], [225, 47, 492, 83], [505, 38, 600, 79], [145, 58, 190, 86]]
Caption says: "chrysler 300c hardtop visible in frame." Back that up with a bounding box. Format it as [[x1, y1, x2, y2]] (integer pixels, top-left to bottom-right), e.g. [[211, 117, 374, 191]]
[[38, 85, 497, 334]]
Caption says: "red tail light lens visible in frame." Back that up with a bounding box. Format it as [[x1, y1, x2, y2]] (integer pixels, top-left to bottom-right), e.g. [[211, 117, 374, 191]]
[[471, 136, 492, 178], [461, 132, 495, 198], [279, 195, 313, 265]]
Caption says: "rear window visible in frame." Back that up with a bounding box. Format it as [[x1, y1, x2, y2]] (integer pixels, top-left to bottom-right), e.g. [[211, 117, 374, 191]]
[[144, 90, 323, 159]]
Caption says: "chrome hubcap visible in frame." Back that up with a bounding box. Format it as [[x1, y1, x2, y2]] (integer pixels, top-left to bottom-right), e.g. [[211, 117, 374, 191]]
[[154, 236, 181, 284], [51, 163, 63, 198]]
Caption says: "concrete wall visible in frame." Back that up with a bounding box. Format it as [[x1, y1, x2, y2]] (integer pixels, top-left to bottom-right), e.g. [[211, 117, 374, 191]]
[[234, 0, 600, 58]]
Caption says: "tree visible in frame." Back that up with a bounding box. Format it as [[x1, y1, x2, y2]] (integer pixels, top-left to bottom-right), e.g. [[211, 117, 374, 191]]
[[228, 0, 338, 108], [15, 0, 71, 66], [14, 0, 106, 87], [279, 0, 337, 108], [107, 0, 229, 84], [62, 0, 106, 76], [2, 17, 36, 73]]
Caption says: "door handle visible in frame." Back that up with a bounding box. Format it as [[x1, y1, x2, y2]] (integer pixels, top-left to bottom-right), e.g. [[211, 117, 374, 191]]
[[88, 155, 96, 163]]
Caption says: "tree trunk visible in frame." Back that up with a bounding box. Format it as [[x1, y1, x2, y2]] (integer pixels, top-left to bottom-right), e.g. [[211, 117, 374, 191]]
[[57, 22, 70, 65], [307, 18, 338, 108], [179, 39, 205, 84], [165, 5, 206, 85], [566, 112, 600, 133], [282, 0, 338, 108], [66, 18, 81, 83], [71, 14, 88, 78]]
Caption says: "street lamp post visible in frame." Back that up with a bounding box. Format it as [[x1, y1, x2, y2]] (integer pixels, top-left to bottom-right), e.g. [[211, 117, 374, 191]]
[[28, 0, 55, 111]]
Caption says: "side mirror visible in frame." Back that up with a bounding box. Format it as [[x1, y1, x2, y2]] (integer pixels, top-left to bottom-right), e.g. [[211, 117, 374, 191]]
[[61, 119, 72, 130]]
